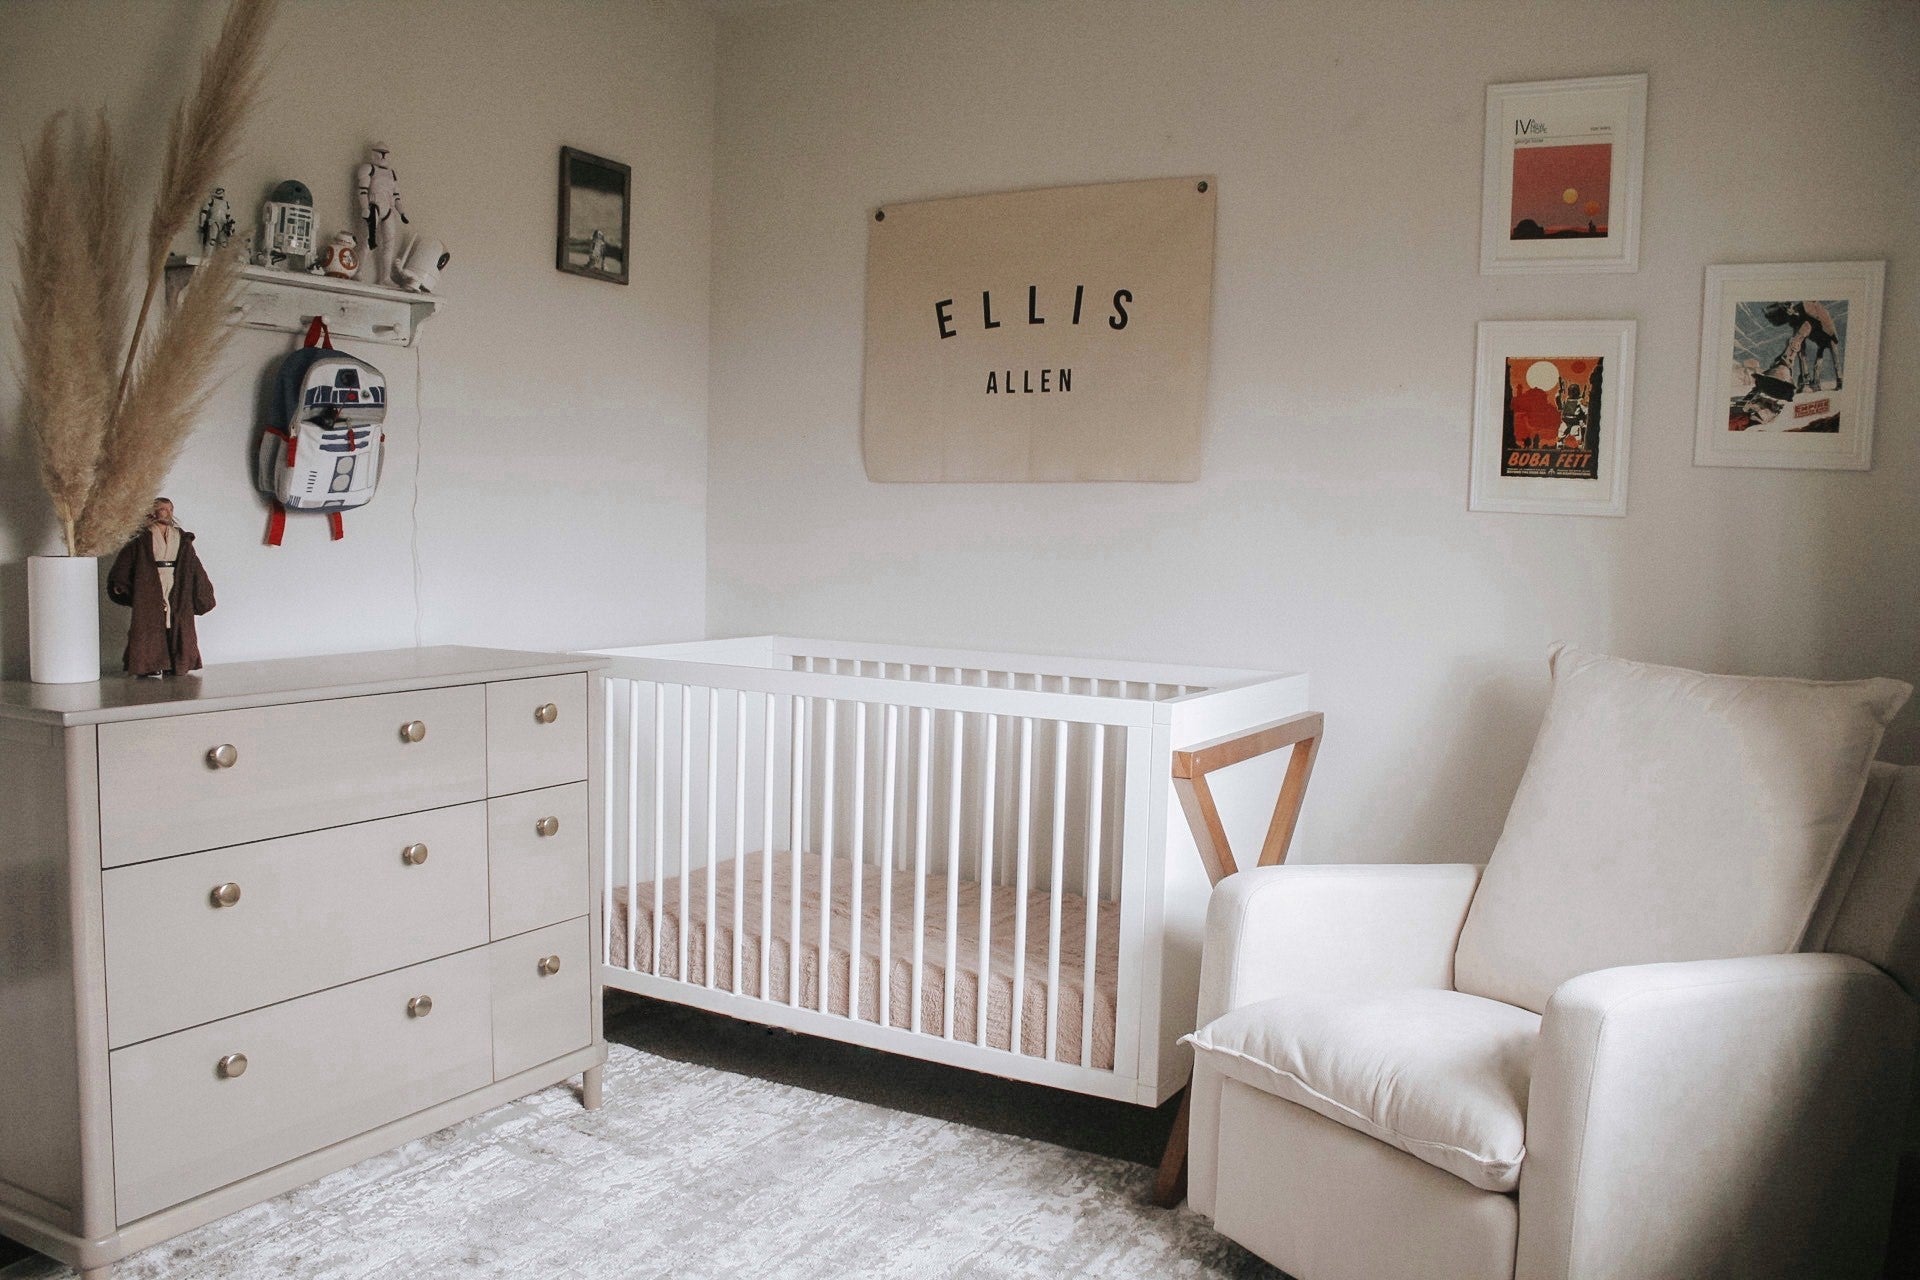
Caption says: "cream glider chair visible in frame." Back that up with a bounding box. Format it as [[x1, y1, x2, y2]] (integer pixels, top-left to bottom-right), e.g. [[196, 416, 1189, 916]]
[[1185, 648, 1919, 1280]]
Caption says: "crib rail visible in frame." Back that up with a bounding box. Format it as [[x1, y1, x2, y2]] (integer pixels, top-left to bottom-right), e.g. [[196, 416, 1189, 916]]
[[597, 654, 1154, 1098]]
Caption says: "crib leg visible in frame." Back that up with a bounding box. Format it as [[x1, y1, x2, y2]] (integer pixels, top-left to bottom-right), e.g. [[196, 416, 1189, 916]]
[[1152, 1086, 1190, 1208], [581, 1065, 604, 1111]]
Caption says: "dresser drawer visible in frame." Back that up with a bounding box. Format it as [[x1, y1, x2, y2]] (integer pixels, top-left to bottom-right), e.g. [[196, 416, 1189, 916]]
[[109, 947, 492, 1224], [487, 674, 588, 795], [490, 917, 591, 1080], [103, 803, 490, 1048], [98, 686, 487, 866], [489, 782, 589, 939]]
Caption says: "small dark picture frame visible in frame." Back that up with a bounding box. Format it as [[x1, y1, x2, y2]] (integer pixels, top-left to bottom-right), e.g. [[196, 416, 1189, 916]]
[[557, 147, 631, 285]]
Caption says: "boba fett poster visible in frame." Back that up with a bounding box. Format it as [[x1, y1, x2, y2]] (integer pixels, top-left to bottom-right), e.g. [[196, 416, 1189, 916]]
[[861, 177, 1217, 482], [1470, 320, 1635, 517]]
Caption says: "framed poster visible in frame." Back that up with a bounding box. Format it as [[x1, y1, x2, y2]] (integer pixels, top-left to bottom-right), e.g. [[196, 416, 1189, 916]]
[[861, 177, 1216, 482], [557, 147, 630, 285], [1481, 74, 1646, 274], [1693, 261, 1884, 470], [1471, 320, 1635, 516]]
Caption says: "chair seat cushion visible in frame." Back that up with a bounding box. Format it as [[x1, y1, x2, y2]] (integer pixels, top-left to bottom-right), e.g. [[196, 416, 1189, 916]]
[[1186, 988, 1540, 1193]]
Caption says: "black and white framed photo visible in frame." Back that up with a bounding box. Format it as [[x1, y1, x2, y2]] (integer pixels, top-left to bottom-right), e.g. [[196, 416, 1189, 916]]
[[557, 146, 631, 285], [1693, 261, 1884, 470], [1471, 320, 1635, 516], [1480, 74, 1646, 275]]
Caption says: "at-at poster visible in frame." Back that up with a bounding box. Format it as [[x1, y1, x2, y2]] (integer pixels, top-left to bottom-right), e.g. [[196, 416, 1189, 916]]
[[1501, 356, 1602, 479], [1727, 299, 1847, 433]]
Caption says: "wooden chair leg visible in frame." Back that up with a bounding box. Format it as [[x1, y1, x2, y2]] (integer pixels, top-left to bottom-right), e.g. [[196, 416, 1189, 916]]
[[1151, 1086, 1191, 1208]]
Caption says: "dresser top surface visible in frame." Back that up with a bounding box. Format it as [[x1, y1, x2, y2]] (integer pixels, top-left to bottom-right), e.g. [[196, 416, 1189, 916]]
[[0, 646, 605, 726]]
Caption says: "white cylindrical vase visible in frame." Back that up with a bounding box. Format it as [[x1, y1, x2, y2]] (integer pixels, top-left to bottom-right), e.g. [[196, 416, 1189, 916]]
[[28, 555, 102, 684]]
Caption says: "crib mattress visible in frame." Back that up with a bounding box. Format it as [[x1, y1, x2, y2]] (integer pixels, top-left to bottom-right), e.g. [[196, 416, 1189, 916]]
[[608, 853, 1121, 1070]]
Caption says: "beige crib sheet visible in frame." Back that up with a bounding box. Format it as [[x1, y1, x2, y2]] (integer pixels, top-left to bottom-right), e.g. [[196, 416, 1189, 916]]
[[607, 853, 1121, 1070]]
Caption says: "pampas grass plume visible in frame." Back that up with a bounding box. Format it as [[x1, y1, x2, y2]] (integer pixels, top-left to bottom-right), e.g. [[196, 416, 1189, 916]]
[[12, 0, 277, 557]]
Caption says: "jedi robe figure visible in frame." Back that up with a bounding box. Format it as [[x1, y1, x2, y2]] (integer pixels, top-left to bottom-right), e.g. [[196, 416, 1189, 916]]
[[107, 498, 216, 677]]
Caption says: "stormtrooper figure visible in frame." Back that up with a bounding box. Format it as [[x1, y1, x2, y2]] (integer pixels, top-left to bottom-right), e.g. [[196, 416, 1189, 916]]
[[353, 143, 409, 286], [197, 187, 235, 253]]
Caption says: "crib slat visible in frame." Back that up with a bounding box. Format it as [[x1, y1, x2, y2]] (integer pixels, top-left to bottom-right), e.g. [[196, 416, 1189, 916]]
[[1081, 725, 1105, 1067], [789, 695, 806, 1007], [849, 704, 867, 1021], [677, 688, 692, 984], [911, 706, 931, 1035], [733, 689, 746, 994], [1045, 719, 1068, 1062], [879, 704, 899, 1029], [943, 709, 963, 1039], [1111, 722, 1153, 1079], [625, 682, 640, 974], [1011, 716, 1033, 1055], [603, 678, 617, 968], [976, 713, 997, 1049], [761, 692, 775, 1000], [819, 699, 838, 1014], [705, 690, 719, 989], [652, 689, 666, 979]]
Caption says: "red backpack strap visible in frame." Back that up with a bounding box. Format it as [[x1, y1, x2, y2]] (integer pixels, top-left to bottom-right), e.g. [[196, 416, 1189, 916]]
[[327, 511, 345, 541], [266, 501, 288, 547], [302, 316, 333, 349]]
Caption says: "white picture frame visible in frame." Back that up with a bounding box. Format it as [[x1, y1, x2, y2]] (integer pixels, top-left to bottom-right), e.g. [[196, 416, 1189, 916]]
[[1481, 74, 1646, 275], [1471, 320, 1635, 517], [1693, 261, 1884, 470]]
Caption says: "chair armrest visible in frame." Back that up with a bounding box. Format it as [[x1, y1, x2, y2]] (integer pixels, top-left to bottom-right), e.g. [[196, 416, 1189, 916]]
[[1519, 954, 1919, 1280], [1196, 863, 1481, 1026]]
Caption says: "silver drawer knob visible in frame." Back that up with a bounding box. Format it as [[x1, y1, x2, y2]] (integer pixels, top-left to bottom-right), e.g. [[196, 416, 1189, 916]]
[[537, 955, 562, 977], [217, 1053, 248, 1079], [399, 720, 428, 744], [534, 702, 559, 725], [535, 815, 560, 838], [206, 743, 238, 769], [209, 882, 242, 908], [407, 995, 434, 1019], [402, 842, 430, 866]]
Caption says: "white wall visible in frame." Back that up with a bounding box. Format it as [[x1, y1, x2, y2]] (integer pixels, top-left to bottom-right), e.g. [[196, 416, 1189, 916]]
[[706, 0, 1920, 864], [0, 0, 713, 672]]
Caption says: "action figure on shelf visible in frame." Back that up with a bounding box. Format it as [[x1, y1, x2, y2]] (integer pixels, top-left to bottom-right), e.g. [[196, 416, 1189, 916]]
[[106, 498, 215, 677], [354, 142, 409, 286], [197, 187, 236, 253]]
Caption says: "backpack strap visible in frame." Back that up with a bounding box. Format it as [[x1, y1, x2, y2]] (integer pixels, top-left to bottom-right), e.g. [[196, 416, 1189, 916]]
[[266, 501, 287, 547], [327, 511, 346, 541], [303, 316, 334, 349]]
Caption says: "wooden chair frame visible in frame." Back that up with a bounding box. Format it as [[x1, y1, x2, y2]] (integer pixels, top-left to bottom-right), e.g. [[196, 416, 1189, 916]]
[[1152, 710, 1323, 1208]]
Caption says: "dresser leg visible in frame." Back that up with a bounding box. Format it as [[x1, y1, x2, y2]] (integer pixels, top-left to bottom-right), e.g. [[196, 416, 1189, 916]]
[[581, 1065, 604, 1111]]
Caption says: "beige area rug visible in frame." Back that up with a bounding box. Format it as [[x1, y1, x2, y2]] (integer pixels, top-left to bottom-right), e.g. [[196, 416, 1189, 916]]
[[1, 1043, 1278, 1279]]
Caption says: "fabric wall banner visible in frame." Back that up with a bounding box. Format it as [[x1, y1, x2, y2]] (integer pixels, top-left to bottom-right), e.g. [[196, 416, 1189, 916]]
[[862, 177, 1216, 482]]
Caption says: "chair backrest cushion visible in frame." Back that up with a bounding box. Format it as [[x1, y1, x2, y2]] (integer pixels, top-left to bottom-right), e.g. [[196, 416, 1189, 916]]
[[1453, 646, 1910, 1014]]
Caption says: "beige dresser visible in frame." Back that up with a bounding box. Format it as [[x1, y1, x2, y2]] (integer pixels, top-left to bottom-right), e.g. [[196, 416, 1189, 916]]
[[0, 646, 606, 1276]]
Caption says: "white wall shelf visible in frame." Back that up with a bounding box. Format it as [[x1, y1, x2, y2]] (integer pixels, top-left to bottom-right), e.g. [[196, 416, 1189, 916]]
[[165, 255, 442, 347]]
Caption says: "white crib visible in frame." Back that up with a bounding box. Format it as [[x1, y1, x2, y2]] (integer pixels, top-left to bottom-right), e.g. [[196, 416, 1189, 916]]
[[592, 636, 1309, 1106]]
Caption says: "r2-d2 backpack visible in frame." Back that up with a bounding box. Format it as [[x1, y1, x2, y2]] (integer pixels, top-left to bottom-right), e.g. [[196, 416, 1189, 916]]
[[258, 317, 386, 544]]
